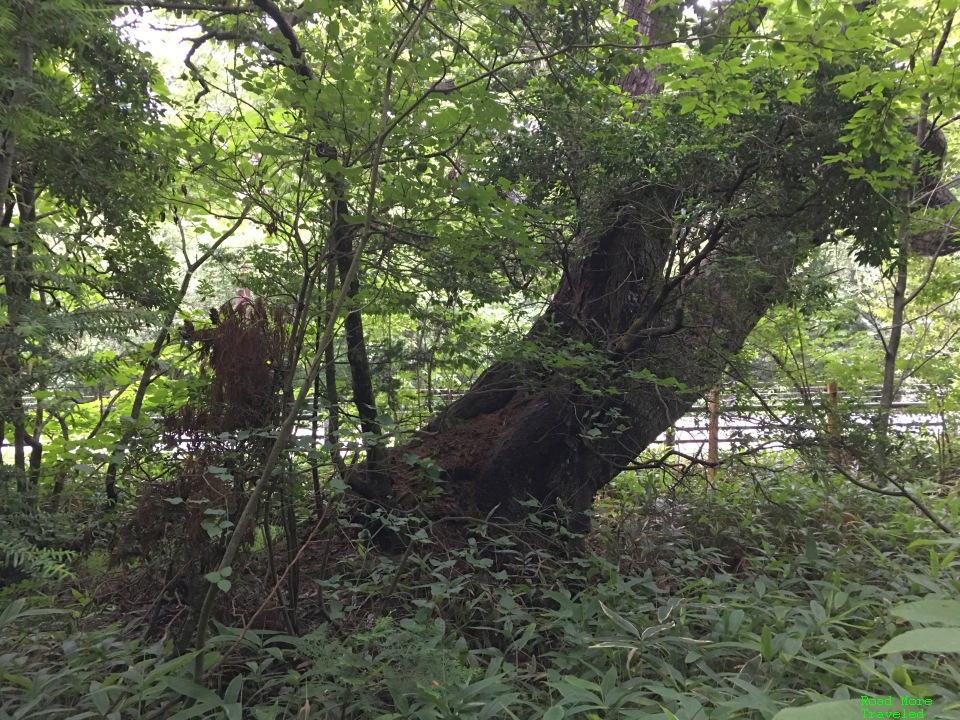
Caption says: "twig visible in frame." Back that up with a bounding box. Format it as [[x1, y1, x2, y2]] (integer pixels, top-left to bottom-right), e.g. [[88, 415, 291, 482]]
[[831, 455, 953, 534]]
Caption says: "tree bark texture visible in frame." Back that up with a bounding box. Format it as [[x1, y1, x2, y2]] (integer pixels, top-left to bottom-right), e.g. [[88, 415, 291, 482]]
[[617, 0, 659, 96]]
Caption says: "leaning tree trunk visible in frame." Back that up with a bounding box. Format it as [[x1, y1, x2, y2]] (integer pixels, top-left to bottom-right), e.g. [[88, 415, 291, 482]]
[[373, 134, 948, 533], [368, 106, 867, 527], [345, 2, 824, 527], [346, 1, 940, 532], [392, 196, 826, 529]]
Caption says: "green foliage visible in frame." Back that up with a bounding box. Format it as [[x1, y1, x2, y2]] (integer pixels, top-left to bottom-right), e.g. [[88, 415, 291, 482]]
[[0, 602, 226, 719], [3, 460, 960, 718], [0, 522, 75, 585], [0, 489, 76, 586], [1, 0, 175, 305], [774, 596, 960, 718], [878, 597, 960, 655]]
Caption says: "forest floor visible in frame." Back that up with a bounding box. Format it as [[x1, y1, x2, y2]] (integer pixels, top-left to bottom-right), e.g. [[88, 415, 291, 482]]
[[2, 456, 960, 719]]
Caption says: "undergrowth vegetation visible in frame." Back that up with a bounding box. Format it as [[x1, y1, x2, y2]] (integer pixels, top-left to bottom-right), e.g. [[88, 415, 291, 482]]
[[3, 463, 958, 719]]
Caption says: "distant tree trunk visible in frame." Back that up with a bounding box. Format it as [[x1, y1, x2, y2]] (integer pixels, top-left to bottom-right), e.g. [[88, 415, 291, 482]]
[[1, 17, 38, 499], [322, 246, 347, 481], [617, 0, 659, 96], [875, 15, 954, 453], [876, 247, 907, 446], [706, 387, 720, 486], [6, 173, 40, 498], [331, 193, 389, 500]]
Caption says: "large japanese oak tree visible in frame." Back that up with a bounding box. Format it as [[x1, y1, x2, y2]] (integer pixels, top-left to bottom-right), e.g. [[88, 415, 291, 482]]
[[120, 0, 956, 537], [373, 0, 956, 531]]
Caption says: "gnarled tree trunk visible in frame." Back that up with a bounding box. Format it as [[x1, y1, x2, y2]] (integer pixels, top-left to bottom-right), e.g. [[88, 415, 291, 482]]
[[347, 2, 811, 527], [394, 191, 825, 529], [346, 1, 943, 534]]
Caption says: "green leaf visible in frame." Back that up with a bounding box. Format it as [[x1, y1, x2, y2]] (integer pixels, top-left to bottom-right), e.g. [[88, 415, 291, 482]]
[[678, 96, 697, 115], [641, 621, 675, 640], [891, 664, 912, 688], [760, 625, 774, 662], [810, 600, 826, 625], [890, 597, 960, 626], [168, 703, 221, 720], [1, 672, 32, 690], [772, 700, 865, 720], [89, 684, 112, 715], [876, 628, 960, 654], [0, 600, 66, 628], [0, 599, 25, 628], [728, 608, 745, 635], [804, 531, 819, 562], [599, 601, 640, 637], [542, 706, 565, 720], [143, 651, 201, 685], [561, 675, 602, 692], [165, 677, 222, 704]]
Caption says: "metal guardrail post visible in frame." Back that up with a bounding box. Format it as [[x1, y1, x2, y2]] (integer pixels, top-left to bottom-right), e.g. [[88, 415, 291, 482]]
[[824, 381, 843, 464], [707, 387, 719, 486]]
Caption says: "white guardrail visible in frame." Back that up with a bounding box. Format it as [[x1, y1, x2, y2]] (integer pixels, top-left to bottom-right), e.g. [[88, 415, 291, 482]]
[[6, 385, 950, 457]]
